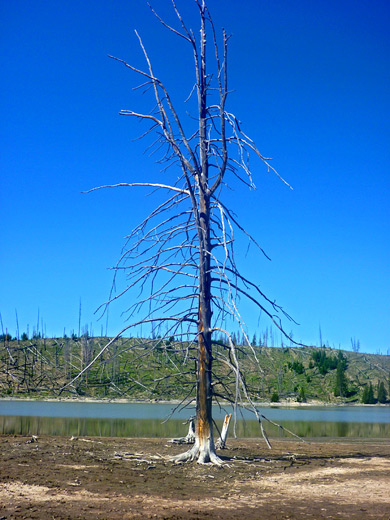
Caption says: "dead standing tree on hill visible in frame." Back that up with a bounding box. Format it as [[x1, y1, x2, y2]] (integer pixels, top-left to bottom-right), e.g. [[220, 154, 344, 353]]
[[84, 0, 297, 464]]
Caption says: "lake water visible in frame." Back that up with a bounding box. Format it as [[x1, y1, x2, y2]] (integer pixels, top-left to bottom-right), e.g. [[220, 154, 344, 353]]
[[0, 399, 389, 439]]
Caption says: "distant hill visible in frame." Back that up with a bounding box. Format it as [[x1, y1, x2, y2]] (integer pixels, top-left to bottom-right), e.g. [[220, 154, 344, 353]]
[[1, 336, 389, 404]]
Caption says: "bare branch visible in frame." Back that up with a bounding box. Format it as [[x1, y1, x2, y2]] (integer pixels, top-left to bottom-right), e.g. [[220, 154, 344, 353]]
[[83, 182, 190, 196]]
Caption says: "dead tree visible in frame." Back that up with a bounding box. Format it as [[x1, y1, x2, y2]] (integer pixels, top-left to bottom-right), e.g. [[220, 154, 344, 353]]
[[76, 0, 297, 464]]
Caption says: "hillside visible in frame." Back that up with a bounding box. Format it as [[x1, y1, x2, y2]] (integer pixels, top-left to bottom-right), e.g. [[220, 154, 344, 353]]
[[0, 335, 389, 404]]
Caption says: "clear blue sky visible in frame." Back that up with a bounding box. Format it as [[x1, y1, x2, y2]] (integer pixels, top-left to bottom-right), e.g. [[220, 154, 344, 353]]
[[1, 0, 389, 354]]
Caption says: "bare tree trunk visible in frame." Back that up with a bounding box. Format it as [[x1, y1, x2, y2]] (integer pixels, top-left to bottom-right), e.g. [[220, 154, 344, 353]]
[[173, 6, 221, 464], [170, 417, 195, 445], [216, 414, 232, 449], [195, 13, 218, 462], [194, 200, 220, 462]]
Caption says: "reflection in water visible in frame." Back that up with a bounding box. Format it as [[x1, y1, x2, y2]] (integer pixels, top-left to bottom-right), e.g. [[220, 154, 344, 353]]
[[276, 419, 390, 438], [1, 415, 389, 438]]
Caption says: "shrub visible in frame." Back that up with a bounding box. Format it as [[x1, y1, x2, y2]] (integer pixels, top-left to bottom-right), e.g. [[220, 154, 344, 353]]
[[297, 386, 306, 402], [290, 360, 304, 374]]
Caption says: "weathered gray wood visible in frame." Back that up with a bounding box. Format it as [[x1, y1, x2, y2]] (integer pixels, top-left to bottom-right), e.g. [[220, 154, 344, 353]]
[[216, 414, 232, 449]]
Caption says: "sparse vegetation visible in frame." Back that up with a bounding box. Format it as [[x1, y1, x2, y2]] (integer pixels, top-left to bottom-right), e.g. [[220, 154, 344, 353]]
[[1, 336, 389, 403]]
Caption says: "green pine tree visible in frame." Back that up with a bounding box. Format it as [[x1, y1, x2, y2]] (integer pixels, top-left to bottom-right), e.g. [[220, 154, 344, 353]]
[[362, 382, 376, 404], [377, 381, 387, 403], [361, 385, 369, 403], [334, 361, 348, 397], [368, 382, 376, 403]]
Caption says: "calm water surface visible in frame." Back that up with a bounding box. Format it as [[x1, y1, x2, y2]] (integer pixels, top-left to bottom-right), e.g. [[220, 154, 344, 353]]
[[0, 399, 389, 438]]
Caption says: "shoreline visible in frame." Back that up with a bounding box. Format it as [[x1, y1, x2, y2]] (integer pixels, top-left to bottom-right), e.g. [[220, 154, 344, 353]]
[[1, 435, 389, 519], [0, 396, 388, 407]]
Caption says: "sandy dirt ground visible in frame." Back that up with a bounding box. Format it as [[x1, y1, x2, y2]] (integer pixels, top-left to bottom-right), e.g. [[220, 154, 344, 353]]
[[0, 435, 389, 519]]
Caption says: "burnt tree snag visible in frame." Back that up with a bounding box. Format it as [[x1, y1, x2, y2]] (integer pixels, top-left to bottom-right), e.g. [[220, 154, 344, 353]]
[[75, 0, 298, 463]]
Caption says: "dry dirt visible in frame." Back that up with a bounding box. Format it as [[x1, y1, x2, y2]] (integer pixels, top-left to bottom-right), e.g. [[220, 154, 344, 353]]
[[0, 435, 389, 519]]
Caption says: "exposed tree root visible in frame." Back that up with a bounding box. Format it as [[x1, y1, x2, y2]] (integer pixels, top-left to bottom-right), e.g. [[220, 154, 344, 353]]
[[171, 437, 223, 465]]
